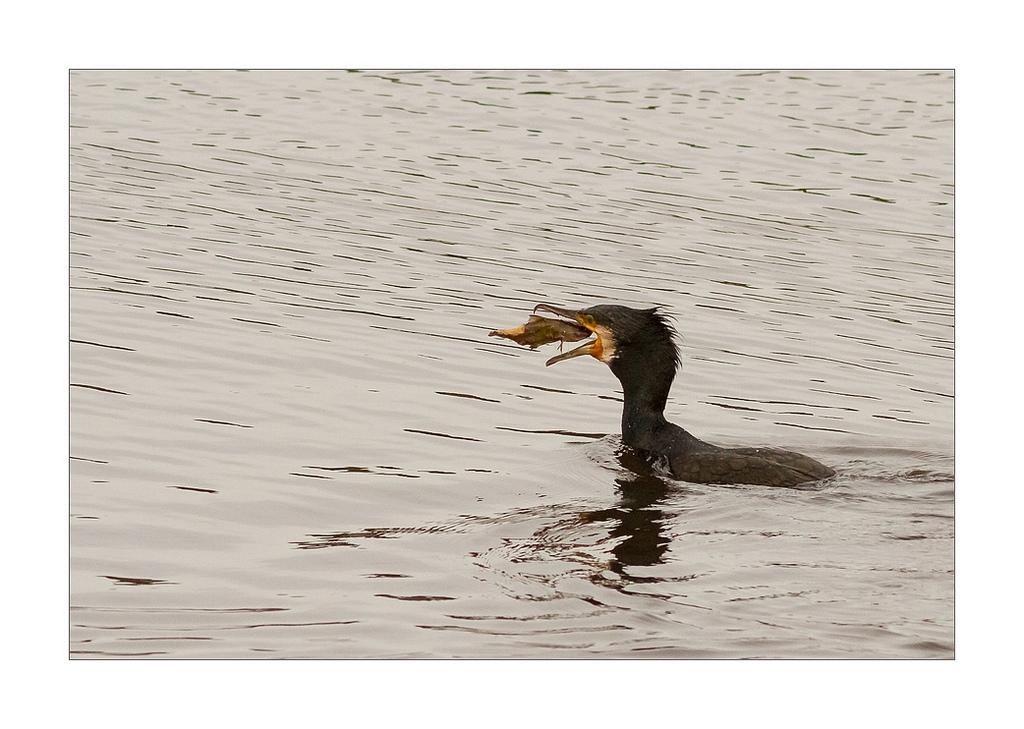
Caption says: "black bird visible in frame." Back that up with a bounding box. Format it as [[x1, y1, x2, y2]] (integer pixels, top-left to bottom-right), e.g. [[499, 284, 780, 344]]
[[536, 303, 835, 487]]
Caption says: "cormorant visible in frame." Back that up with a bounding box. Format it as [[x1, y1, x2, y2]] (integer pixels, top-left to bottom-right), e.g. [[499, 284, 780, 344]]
[[536, 303, 835, 487]]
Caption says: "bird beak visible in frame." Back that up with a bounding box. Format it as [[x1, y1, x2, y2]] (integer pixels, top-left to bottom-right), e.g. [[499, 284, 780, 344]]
[[533, 304, 600, 366], [544, 339, 598, 366], [532, 304, 580, 320]]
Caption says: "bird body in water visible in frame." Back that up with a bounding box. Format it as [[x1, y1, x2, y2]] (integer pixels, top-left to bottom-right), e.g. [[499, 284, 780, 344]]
[[535, 303, 835, 487]]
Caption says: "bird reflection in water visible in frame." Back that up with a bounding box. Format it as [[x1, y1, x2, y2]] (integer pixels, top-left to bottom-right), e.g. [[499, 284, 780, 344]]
[[580, 446, 679, 578]]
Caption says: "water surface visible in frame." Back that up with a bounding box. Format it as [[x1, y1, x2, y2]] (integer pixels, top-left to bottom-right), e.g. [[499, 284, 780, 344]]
[[70, 70, 953, 658]]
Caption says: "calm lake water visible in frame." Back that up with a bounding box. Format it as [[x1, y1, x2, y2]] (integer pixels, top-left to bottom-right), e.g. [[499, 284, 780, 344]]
[[70, 70, 953, 658]]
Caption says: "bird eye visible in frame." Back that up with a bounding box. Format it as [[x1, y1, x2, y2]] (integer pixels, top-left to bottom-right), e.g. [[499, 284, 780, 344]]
[[580, 314, 596, 328]]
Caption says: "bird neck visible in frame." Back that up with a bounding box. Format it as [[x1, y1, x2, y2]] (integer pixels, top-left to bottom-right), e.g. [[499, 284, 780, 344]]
[[611, 354, 674, 450]]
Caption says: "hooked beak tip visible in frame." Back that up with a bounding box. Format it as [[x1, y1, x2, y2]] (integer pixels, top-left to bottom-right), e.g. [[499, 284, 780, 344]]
[[533, 303, 579, 320]]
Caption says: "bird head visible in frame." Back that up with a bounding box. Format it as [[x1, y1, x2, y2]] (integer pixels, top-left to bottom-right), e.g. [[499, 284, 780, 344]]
[[534, 304, 680, 376]]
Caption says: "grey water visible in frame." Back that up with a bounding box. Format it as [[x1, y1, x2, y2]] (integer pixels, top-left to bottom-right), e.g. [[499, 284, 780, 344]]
[[70, 70, 953, 658]]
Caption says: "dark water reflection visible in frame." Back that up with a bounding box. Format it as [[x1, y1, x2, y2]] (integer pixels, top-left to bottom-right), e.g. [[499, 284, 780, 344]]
[[584, 449, 676, 572], [70, 70, 952, 658]]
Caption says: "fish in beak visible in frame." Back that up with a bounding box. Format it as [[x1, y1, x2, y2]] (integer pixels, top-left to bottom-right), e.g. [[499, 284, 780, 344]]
[[532, 304, 607, 366]]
